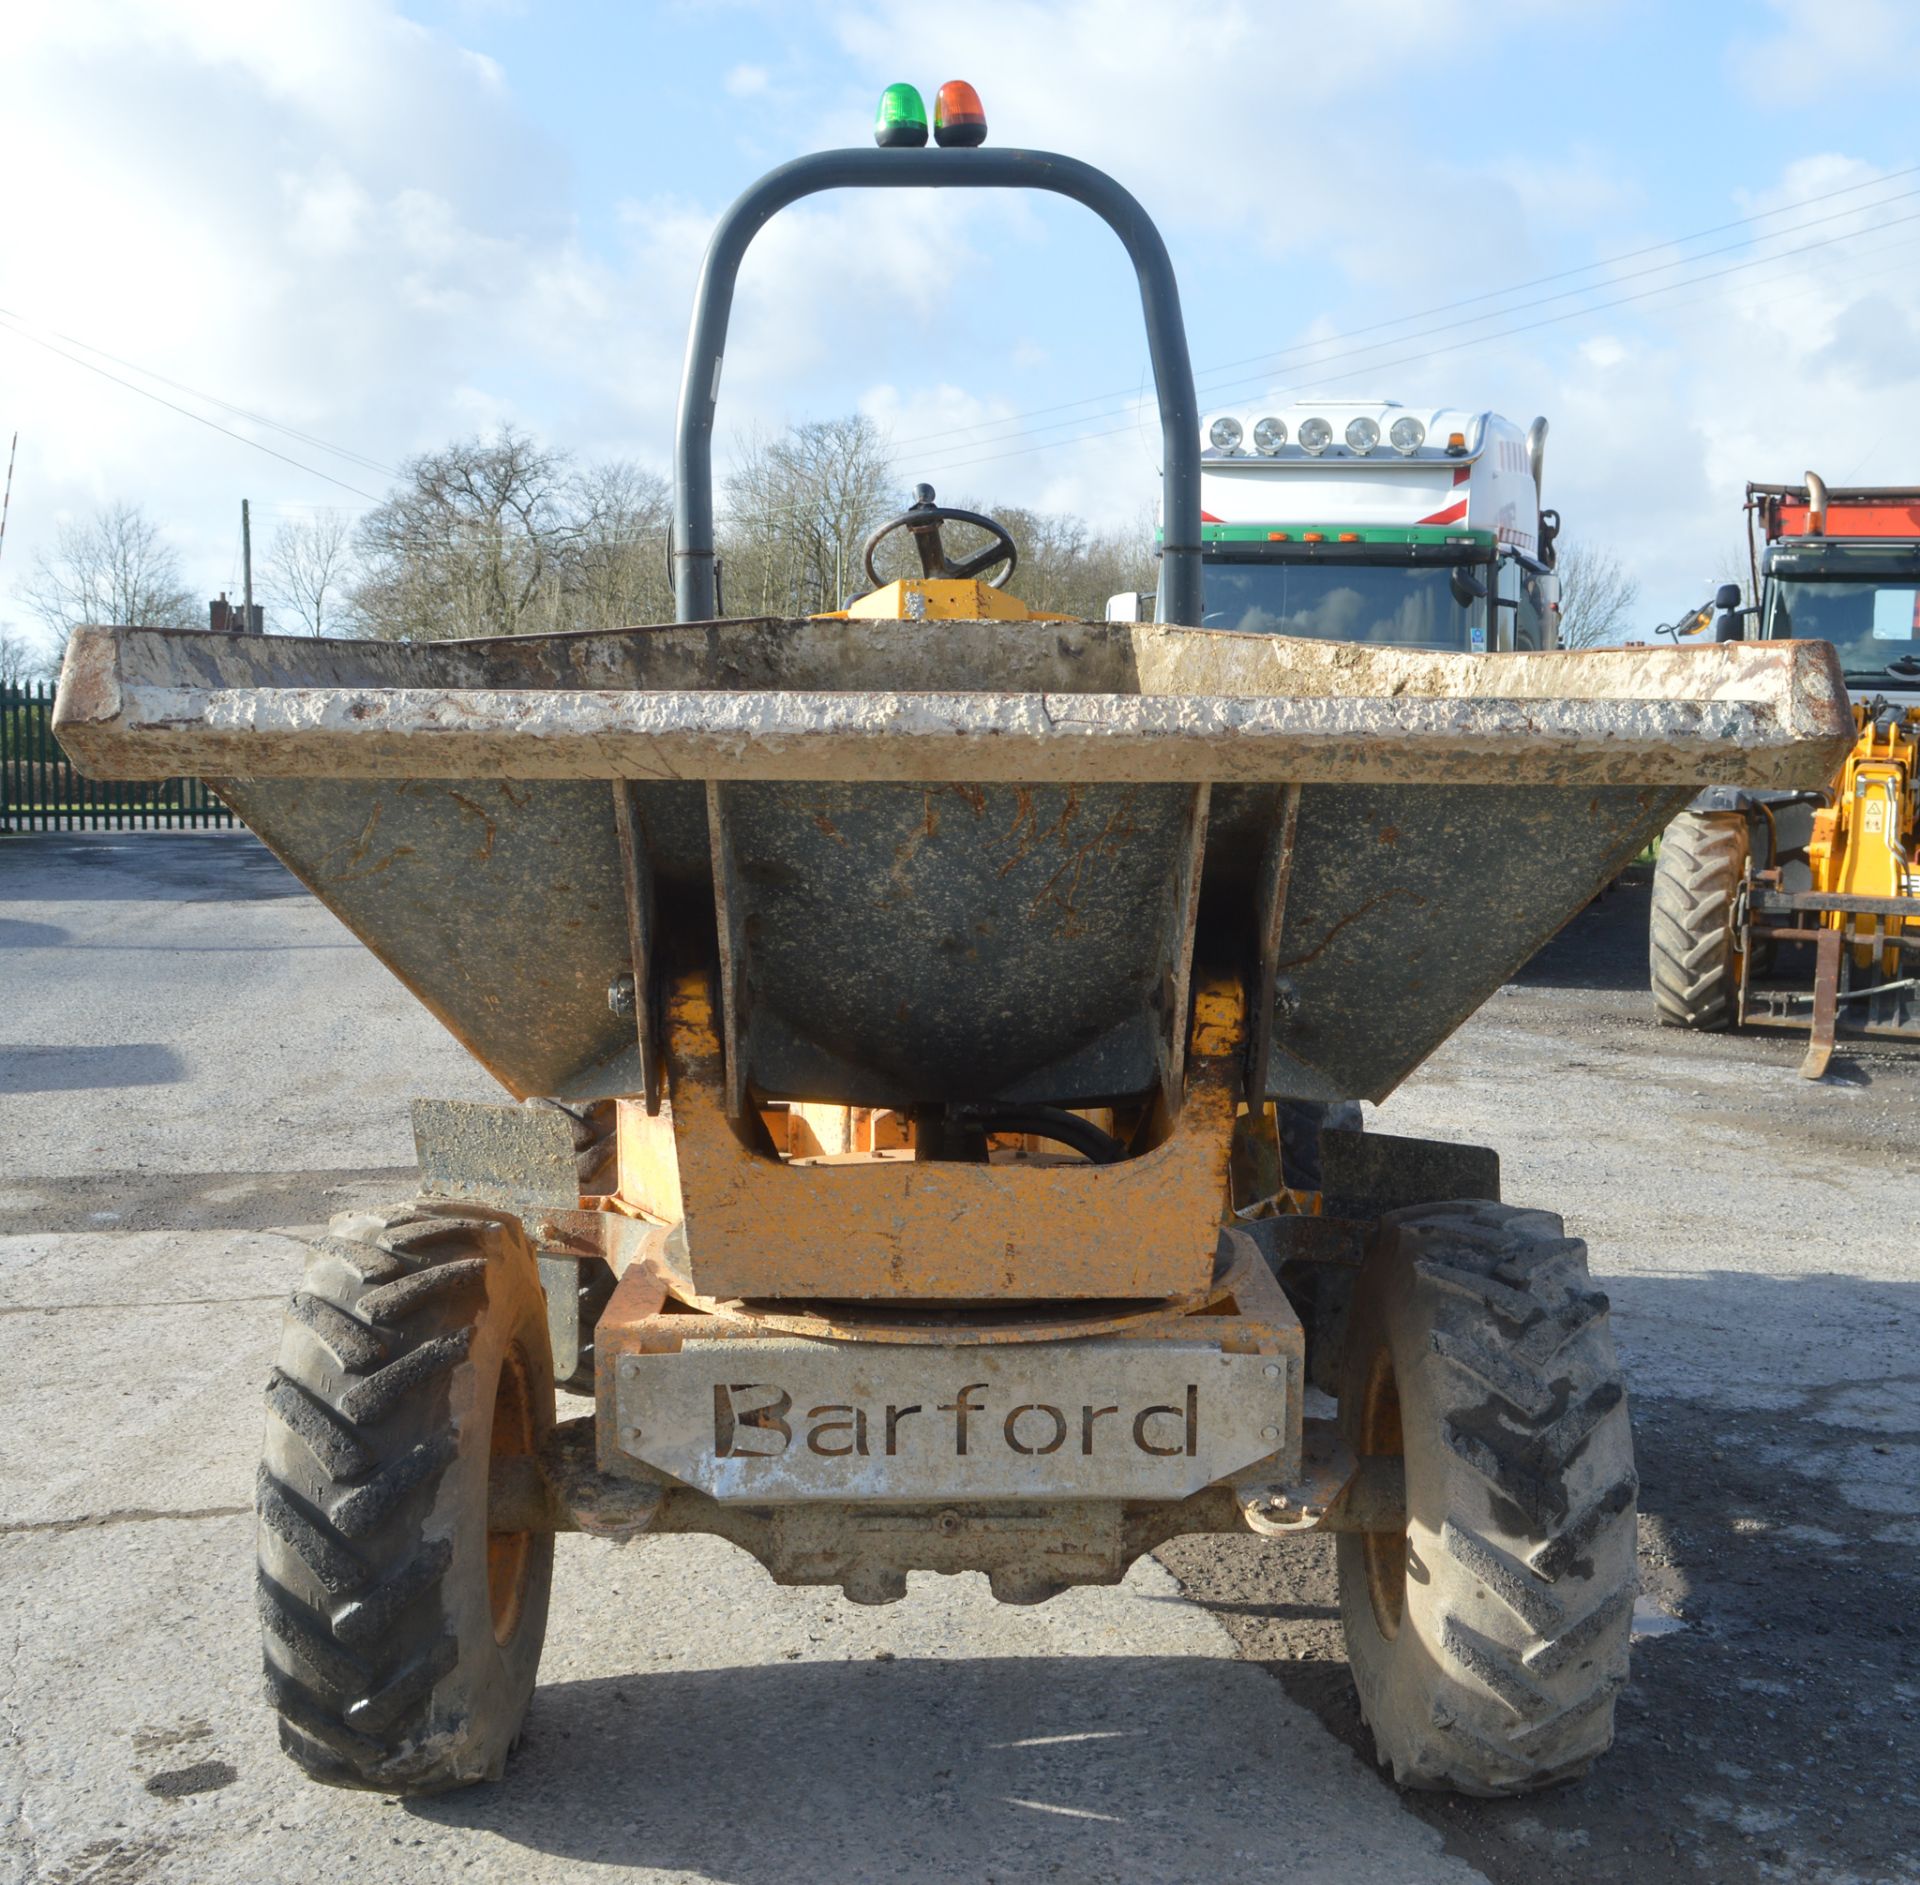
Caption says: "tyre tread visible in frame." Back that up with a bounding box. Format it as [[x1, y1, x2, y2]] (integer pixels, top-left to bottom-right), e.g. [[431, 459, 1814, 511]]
[[258, 1206, 515, 1791], [1649, 810, 1747, 1029], [1342, 1202, 1638, 1796]]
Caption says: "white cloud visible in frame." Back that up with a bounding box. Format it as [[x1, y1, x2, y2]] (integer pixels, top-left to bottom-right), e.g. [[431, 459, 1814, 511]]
[[1729, 0, 1920, 107], [1519, 157, 1920, 619], [0, 0, 1914, 655], [0, 0, 603, 639], [0, 0, 1030, 643]]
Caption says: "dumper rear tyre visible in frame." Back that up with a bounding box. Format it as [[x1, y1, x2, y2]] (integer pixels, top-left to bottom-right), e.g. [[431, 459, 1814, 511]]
[[1336, 1200, 1637, 1795], [256, 1203, 555, 1793], [1649, 810, 1748, 1028]]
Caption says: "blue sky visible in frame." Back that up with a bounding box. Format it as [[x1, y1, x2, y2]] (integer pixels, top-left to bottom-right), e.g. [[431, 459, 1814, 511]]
[[4, 0, 1918, 643]]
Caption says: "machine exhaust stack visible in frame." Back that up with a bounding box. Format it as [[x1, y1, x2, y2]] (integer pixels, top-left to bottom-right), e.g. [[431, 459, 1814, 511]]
[[1804, 468, 1830, 535]]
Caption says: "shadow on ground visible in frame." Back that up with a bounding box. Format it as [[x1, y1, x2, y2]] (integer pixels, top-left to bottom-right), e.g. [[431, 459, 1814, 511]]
[[1163, 1269, 1920, 1885], [411, 1652, 1379, 1882], [0, 1043, 187, 1092], [1511, 875, 1652, 994], [0, 833, 299, 903], [0, 917, 71, 949]]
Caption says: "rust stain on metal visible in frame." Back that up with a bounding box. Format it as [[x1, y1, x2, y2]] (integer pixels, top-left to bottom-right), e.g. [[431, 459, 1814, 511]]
[[1247, 784, 1302, 1103], [611, 779, 661, 1112], [1275, 888, 1432, 976], [996, 786, 1040, 878], [446, 790, 498, 864], [1026, 789, 1141, 939], [335, 800, 383, 869]]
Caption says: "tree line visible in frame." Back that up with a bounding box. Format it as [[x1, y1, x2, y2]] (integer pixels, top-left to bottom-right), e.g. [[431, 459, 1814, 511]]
[[1, 416, 1160, 677]]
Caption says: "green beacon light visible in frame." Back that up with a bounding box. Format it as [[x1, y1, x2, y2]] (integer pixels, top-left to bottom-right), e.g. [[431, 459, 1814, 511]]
[[933, 79, 987, 148], [874, 82, 929, 148]]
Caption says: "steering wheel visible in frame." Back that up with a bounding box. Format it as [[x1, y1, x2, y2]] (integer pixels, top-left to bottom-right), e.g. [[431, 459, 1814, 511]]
[[862, 483, 1019, 590], [1886, 655, 1920, 683]]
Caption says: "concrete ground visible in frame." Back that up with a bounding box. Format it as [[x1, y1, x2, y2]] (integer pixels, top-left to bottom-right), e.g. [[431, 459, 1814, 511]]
[[2, 833, 1917, 1883], [0, 834, 1480, 1885], [1167, 883, 1920, 1885]]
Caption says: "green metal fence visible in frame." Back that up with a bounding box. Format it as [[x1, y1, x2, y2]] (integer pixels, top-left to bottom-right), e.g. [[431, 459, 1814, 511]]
[[1, 681, 236, 831]]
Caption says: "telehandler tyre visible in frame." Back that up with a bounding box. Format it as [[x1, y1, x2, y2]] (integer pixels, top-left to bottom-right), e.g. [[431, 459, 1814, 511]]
[[1649, 809, 1749, 1028], [255, 1204, 555, 1793], [1337, 1201, 1637, 1795]]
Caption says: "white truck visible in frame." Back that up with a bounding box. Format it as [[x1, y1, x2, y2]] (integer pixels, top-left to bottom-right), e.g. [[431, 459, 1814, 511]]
[[1114, 400, 1561, 650]]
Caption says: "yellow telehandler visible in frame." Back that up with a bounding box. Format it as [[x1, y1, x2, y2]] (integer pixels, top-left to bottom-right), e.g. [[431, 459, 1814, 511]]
[[1651, 474, 1919, 1075]]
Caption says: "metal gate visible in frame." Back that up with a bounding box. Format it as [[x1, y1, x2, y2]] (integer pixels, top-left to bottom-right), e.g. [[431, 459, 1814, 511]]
[[1, 681, 234, 831]]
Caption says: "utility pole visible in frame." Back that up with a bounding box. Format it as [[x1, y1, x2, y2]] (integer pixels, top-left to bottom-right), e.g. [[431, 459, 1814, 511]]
[[0, 432, 16, 571], [241, 498, 254, 633]]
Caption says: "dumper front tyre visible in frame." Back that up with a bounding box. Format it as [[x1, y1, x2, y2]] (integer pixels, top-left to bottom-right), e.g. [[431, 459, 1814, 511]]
[[1336, 1201, 1637, 1795], [1649, 810, 1749, 1028], [256, 1204, 555, 1793]]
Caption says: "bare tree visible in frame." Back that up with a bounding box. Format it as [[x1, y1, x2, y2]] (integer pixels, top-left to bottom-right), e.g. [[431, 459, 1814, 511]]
[[349, 427, 586, 641], [572, 460, 673, 629], [21, 502, 198, 669], [264, 511, 355, 637], [342, 411, 1154, 641], [721, 415, 897, 616], [1554, 542, 1641, 649], [0, 627, 39, 686]]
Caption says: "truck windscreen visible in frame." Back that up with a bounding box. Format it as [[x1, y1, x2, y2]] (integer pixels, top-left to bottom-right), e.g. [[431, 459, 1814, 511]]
[[1766, 577, 1920, 688], [1200, 560, 1479, 650]]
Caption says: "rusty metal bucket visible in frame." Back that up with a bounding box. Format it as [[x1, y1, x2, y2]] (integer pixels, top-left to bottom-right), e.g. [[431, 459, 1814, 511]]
[[54, 618, 1851, 1125]]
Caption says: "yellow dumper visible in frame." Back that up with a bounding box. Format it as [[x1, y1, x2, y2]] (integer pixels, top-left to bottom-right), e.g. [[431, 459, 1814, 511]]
[[56, 115, 1850, 1800]]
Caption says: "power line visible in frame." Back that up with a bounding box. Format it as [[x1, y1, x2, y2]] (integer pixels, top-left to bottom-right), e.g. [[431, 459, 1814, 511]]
[[977, 183, 1920, 459], [915, 250, 1920, 486], [910, 205, 1920, 480], [1261, 206, 1920, 400], [6, 157, 1914, 513], [1193, 163, 1920, 381], [887, 163, 1920, 456], [0, 304, 399, 481], [0, 319, 383, 501]]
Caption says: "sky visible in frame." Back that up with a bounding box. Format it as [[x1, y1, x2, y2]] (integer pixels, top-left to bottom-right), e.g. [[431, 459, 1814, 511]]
[[2, 0, 1918, 650]]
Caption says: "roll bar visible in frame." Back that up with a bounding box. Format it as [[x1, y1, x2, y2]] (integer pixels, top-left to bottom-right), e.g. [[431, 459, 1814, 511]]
[[671, 147, 1203, 627]]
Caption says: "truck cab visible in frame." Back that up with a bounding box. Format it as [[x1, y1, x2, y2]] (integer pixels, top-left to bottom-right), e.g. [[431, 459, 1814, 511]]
[[1115, 401, 1560, 650], [1750, 478, 1920, 712]]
